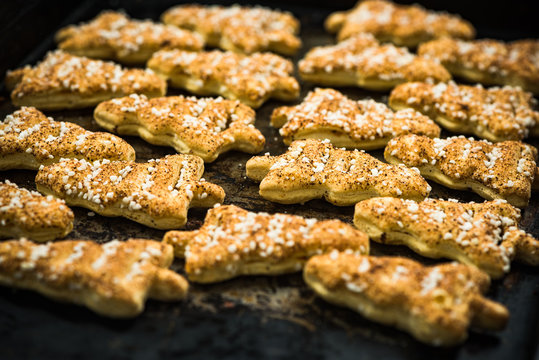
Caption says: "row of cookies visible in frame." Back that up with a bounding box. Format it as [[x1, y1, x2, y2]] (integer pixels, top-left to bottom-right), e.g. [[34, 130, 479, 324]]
[[1, 0, 539, 348]]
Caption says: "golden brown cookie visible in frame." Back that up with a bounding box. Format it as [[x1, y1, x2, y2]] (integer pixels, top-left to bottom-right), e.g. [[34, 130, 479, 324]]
[[246, 138, 430, 206], [298, 34, 451, 91], [161, 4, 301, 55], [384, 134, 537, 207], [389, 82, 539, 142], [94, 94, 265, 162], [0, 180, 73, 242], [147, 49, 300, 108], [0, 106, 135, 170], [304, 252, 508, 346], [55, 11, 204, 64], [326, 0, 475, 47], [35, 155, 225, 229], [6, 50, 166, 110], [163, 204, 369, 283], [418, 38, 539, 95], [271, 88, 440, 149], [354, 197, 539, 278], [0, 238, 188, 317]]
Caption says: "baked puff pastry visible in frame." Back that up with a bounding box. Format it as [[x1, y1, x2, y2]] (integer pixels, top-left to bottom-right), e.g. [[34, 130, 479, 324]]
[[55, 11, 204, 65], [161, 4, 301, 56], [354, 198, 539, 278], [163, 204, 369, 283], [271, 88, 440, 149], [389, 82, 539, 142], [35, 155, 225, 229], [304, 252, 508, 346], [0, 238, 188, 318], [147, 49, 300, 108], [418, 38, 539, 95], [0, 106, 135, 171], [298, 34, 451, 91], [384, 135, 538, 207], [246, 139, 431, 206], [325, 0, 475, 48], [94, 94, 265, 162], [0, 180, 73, 242], [6, 50, 166, 110]]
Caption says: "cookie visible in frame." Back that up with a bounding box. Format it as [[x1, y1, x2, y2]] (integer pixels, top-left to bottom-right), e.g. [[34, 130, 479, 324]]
[[389, 82, 539, 142], [246, 138, 430, 206], [0, 238, 188, 317], [161, 4, 301, 55], [6, 50, 166, 110], [418, 38, 539, 94], [298, 34, 451, 91], [55, 11, 204, 64], [35, 155, 225, 229], [354, 197, 539, 278], [304, 252, 508, 346], [163, 204, 369, 283], [147, 49, 300, 108], [384, 134, 537, 207], [326, 0, 474, 47], [94, 94, 264, 162], [0, 106, 135, 170], [0, 180, 73, 242], [271, 87, 440, 149]]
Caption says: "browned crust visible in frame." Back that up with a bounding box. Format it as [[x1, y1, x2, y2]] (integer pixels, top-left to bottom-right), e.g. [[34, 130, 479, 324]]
[[94, 94, 265, 162], [163, 204, 369, 283], [418, 38, 539, 95], [304, 252, 508, 346], [0, 106, 135, 170], [0, 238, 188, 317], [354, 197, 539, 278], [384, 134, 537, 207], [7, 50, 166, 110], [0, 180, 74, 242], [325, 0, 475, 47], [55, 11, 204, 64], [246, 138, 430, 206], [161, 4, 301, 55], [147, 49, 300, 108], [35, 155, 225, 229], [271, 87, 440, 149], [298, 34, 451, 91], [389, 82, 539, 142]]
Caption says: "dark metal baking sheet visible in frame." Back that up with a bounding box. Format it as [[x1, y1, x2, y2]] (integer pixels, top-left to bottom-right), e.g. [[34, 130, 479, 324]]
[[0, 1, 538, 359]]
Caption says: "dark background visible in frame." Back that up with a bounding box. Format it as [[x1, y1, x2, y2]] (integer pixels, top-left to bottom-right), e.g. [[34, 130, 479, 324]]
[[0, 1, 538, 359]]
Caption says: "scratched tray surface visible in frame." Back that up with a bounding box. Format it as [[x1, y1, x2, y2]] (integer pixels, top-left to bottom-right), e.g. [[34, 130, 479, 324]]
[[0, 1, 538, 360]]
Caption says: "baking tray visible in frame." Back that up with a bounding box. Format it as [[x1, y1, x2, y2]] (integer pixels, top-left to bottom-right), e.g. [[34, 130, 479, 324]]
[[0, 1, 538, 359]]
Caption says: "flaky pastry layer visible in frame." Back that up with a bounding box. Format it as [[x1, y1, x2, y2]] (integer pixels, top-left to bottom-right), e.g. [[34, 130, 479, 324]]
[[246, 138, 430, 206], [354, 198, 539, 278], [0, 106, 135, 170], [35, 155, 225, 229], [56, 11, 203, 64], [164, 204, 369, 283], [0, 238, 188, 317], [271, 88, 440, 149], [384, 134, 537, 207], [7, 50, 166, 110], [325, 0, 475, 47], [418, 38, 539, 95], [148, 49, 300, 108], [161, 4, 301, 55], [389, 82, 539, 142], [304, 252, 508, 346], [0, 180, 73, 242], [298, 34, 451, 91], [94, 94, 264, 162]]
